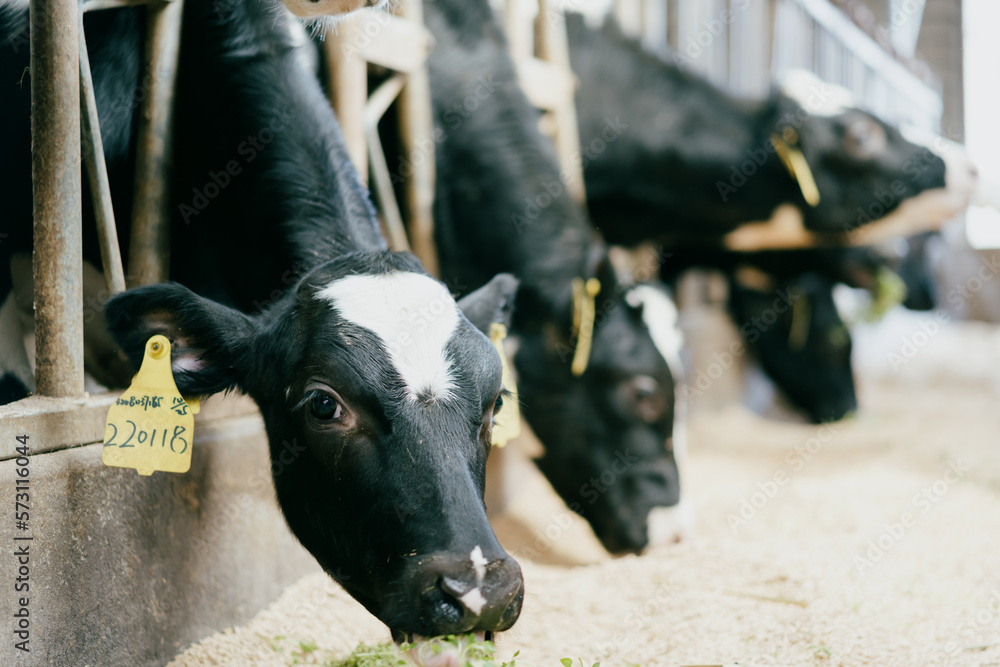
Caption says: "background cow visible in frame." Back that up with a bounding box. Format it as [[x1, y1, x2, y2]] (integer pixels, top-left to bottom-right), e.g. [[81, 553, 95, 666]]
[[416, 0, 685, 554], [567, 14, 976, 248], [567, 14, 975, 423]]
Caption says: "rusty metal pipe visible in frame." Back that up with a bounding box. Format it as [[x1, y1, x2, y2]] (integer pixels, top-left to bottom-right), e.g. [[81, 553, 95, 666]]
[[30, 0, 85, 398], [128, 0, 183, 287], [79, 16, 127, 295]]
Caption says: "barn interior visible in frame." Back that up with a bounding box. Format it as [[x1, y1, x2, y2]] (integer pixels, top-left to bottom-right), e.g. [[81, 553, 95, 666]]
[[1, 0, 998, 666]]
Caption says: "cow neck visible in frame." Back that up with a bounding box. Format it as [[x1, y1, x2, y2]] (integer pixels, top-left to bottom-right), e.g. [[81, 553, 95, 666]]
[[424, 2, 595, 338], [569, 16, 801, 235], [185, 0, 386, 270]]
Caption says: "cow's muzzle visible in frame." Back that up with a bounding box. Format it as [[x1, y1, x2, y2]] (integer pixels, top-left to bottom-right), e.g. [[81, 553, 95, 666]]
[[391, 549, 523, 640]]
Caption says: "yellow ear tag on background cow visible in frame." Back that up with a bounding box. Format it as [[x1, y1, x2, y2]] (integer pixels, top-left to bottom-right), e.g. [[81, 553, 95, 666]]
[[488, 323, 521, 447], [102, 335, 200, 476]]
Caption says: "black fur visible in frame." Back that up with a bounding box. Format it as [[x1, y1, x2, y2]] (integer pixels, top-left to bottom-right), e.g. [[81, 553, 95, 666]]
[[423, 0, 679, 553], [566, 14, 948, 244], [2, 0, 523, 637]]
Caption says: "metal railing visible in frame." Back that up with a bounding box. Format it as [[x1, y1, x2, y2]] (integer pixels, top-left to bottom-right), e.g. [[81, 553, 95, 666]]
[[0, 0, 181, 458], [609, 0, 942, 133]]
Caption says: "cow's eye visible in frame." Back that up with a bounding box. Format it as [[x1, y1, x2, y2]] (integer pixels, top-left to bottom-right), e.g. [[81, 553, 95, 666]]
[[621, 375, 667, 423], [310, 391, 343, 420], [494, 393, 504, 415], [843, 117, 887, 160]]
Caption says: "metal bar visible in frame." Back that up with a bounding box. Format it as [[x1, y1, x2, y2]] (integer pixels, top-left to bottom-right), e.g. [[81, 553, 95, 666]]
[[31, 0, 85, 398], [79, 16, 126, 295], [364, 74, 412, 253], [128, 0, 183, 287], [395, 0, 439, 276]]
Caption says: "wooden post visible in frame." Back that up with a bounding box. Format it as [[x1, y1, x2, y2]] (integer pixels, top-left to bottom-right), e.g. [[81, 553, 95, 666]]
[[324, 14, 369, 180], [396, 0, 439, 276], [535, 0, 586, 203]]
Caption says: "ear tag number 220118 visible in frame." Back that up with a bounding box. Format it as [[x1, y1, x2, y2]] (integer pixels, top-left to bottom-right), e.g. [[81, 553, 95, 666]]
[[102, 335, 200, 476]]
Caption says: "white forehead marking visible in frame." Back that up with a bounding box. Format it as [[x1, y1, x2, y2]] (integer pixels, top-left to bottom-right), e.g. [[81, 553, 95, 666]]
[[626, 285, 685, 377], [459, 588, 487, 615], [779, 69, 855, 117], [316, 272, 461, 401], [470, 546, 487, 582]]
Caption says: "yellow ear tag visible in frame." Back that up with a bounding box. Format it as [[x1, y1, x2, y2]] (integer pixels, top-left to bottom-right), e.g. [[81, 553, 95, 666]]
[[488, 323, 521, 447], [102, 335, 201, 476]]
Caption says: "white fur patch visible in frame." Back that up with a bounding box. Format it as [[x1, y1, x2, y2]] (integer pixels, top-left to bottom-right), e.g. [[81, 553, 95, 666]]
[[646, 503, 696, 547], [316, 272, 460, 401], [626, 285, 684, 376], [470, 546, 487, 582], [779, 69, 855, 117], [458, 588, 487, 615], [626, 284, 692, 537]]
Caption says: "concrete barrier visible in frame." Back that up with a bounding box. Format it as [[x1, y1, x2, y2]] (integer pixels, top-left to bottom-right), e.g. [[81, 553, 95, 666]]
[[0, 412, 318, 666]]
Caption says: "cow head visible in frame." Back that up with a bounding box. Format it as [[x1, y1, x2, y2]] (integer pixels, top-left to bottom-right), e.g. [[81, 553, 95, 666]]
[[728, 266, 855, 423], [105, 252, 523, 639], [774, 72, 977, 234], [512, 261, 681, 554]]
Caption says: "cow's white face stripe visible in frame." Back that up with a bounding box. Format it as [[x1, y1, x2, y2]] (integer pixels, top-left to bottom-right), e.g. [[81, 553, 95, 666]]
[[626, 285, 684, 377], [316, 272, 460, 401]]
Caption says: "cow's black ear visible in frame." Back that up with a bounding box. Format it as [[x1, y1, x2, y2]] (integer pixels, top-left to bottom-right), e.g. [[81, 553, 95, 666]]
[[457, 273, 520, 334], [104, 283, 256, 396]]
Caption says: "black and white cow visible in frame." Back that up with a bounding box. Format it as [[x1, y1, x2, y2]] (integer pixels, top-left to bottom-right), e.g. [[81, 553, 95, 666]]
[[566, 14, 977, 249], [1, 0, 522, 640], [417, 0, 686, 554], [566, 14, 975, 423]]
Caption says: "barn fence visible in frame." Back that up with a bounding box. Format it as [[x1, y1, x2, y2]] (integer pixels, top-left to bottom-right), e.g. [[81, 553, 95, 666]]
[[0, 3, 317, 665], [1, 0, 182, 456], [609, 0, 942, 133]]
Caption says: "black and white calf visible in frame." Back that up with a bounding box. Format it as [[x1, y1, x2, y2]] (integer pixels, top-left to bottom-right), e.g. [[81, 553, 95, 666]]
[[420, 0, 685, 554], [1, 0, 522, 639], [566, 15, 977, 248]]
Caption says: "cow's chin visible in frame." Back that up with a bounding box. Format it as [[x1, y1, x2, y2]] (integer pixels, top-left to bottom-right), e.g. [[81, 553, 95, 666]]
[[284, 0, 389, 19]]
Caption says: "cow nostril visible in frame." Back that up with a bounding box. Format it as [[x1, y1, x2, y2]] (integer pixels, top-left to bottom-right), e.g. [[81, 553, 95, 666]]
[[440, 576, 469, 599], [428, 580, 466, 625], [970, 165, 980, 179]]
